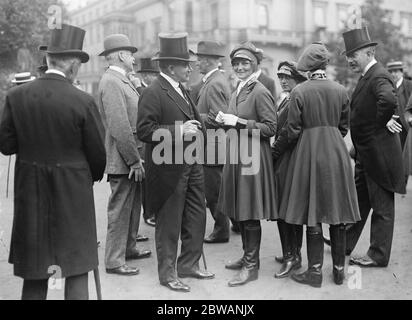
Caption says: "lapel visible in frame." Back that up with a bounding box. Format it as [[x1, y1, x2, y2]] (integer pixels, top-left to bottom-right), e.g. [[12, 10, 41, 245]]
[[351, 63, 378, 104], [107, 69, 140, 97], [398, 81, 405, 101], [158, 75, 193, 120], [198, 70, 220, 103]]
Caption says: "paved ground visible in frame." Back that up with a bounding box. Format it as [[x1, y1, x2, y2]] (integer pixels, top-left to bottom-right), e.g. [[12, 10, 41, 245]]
[[1, 154, 412, 300]]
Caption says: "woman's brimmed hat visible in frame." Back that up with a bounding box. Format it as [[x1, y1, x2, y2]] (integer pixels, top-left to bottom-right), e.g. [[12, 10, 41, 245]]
[[277, 61, 307, 82], [297, 42, 330, 72], [230, 42, 263, 64], [152, 33, 195, 62], [12, 72, 36, 84]]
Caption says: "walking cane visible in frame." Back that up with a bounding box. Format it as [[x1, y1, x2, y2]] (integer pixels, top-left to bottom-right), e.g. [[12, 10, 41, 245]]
[[6, 156, 11, 198], [93, 268, 102, 300]]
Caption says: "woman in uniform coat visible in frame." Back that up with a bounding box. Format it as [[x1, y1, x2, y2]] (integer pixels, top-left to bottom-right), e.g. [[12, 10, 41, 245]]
[[279, 43, 361, 288], [215, 43, 278, 287], [272, 61, 307, 278]]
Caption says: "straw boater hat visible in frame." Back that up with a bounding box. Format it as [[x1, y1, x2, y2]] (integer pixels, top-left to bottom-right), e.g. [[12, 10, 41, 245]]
[[386, 61, 404, 72], [99, 34, 138, 57], [152, 33, 196, 62], [342, 27, 378, 56], [11, 72, 36, 84], [43, 24, 89, 63]]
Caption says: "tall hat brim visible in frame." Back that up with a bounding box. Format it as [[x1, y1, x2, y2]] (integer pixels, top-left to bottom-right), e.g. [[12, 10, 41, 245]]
[[137, 69, 160, 73], [46, 49, 90, 63], [98, 46, 138, 57], [341, 42, 378, 56]]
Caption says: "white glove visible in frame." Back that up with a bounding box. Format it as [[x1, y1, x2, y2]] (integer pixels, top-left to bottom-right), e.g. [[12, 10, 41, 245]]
[[222, 114, 239, 127], [215, 111, 225, 124]]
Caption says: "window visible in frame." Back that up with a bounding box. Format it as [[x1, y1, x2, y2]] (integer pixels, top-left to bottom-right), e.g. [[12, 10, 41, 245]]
[[186, 1, 193, 32], [257, 3, 269, 29], [313, 1, 327, 28], [337, 3, 350, 30], [153, 18, 161, 38], [211, 2, 219, 29]]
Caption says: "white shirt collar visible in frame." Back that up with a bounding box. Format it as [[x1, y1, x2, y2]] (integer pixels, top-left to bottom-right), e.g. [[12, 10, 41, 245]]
[[202, 68, 219, 83], [237, 72, 258, 96], [397, 77, 404, 89], [109, 65, 127, 77], [255, 69, 262, 79], [45, 69, 66, 78], [160, 72, 180, 89], [142, 80, 148, 87], [362, 59, 377, 76]]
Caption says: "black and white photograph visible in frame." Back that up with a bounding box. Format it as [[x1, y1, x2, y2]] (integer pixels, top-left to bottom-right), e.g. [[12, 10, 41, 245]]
[[0, 0, 412, 306]]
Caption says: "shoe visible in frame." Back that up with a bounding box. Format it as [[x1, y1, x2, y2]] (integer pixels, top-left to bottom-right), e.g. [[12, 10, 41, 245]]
[[145, 217, 156, 227], [225, 258, 244, 270], [333, 266, 345, 285], [178, 269, 215, 280], [204, 234, 229, 244], [228, 267, 258, 287], [291, 267, 322, 288], [126, 249, 152, 260], [136, 234, 149, 242], [161, 280, 190, 293], [330, 225, 346, 285], [106, 265, 139, 276], [274, 255, 302, 279], [349, 255, 379, 267], [275, 255, 284, 264]]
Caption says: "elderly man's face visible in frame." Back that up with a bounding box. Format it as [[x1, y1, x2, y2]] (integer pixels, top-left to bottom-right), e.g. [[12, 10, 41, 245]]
[[171, 62, 192, 83], [389, 69, 403, 83], [346, 47, 372, 74], [119, 51, 135, 72]]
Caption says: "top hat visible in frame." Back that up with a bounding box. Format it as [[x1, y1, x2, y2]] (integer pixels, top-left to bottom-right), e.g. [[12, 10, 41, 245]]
[[387, 61, 404, 72], [45, 24, 89, 63], [342, 27, 378, 56], [99, 34, 138, 56], [152, 33, 195, 62], [137, 57, 160, 73], [195, 41, 225, 57], [230, 42, 264, 64], [12, 72, 36, 84]]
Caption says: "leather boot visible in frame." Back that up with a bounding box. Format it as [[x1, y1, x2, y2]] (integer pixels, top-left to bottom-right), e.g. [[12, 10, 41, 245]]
[[226, 222, 245, 270], [275, 224, 303, 265], [275, 221, 301, 278], [292, 227, 323, 288], [228, 221, 260, 287], [330, 224, 346, 285]]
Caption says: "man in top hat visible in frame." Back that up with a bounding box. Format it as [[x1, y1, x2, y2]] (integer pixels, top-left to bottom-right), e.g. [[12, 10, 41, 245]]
[[342, 27, 406, 268], [0, 24, 106, 300], [137, 33, 215, 293], [195, 41, 231, 244], [97, 34, 151, 277], [386, 61, 412, 148]]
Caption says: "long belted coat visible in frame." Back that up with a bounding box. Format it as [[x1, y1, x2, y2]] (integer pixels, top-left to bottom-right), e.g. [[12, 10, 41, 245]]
[[136, 75, 206, 214], [0, 73, 106, 279], [350, 63, 406, 194]]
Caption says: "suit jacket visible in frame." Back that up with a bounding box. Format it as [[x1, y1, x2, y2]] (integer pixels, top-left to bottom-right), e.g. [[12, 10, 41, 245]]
[[350, 63, 405, 194], [396, 79, 412, 146], [97, 68, 142, 175], [196, 70, 231, 166], [137, 75, 205, 213], [0, 73, 106, 279], [258, 71, 277, 99]]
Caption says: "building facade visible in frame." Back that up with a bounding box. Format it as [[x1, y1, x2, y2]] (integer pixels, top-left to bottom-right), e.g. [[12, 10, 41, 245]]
[[68, 0, 412, 96]]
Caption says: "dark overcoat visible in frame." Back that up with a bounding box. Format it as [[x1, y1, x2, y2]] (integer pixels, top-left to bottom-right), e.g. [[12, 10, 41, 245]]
[[196, 70, 231, 166], [136, 75, 205, 214], [258, 72, 277, 100], [0, 73, 106, 279], [395, 78, 412, 146], [350, 63, 406, 194]]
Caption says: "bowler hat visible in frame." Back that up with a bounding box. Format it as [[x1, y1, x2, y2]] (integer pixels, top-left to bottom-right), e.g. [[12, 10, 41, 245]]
[[11, 72, 36, 84], [137, 58, 160, 73], [99, 34, 138, 56], [45, 24, 89, 63], [342, 27, 378, 56], [195, 41, 225, 57], [387, 61, 404, 72], [230, 42, 263, 64], [153, 33, 195, 62]]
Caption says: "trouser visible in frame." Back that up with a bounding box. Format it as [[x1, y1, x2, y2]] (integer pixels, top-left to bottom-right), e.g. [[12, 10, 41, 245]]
[[105, 175, 142, 269], [203, 165, 229, 239], [142, 179, 154, 220], [21, 273, 89, 300], [346, 160, 395, 266], [155, 165, 206, 284]]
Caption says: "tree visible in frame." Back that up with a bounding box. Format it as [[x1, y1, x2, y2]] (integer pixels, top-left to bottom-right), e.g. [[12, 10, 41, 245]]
[[326, 0, 407, 87], [0, 0, 67, 107]]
